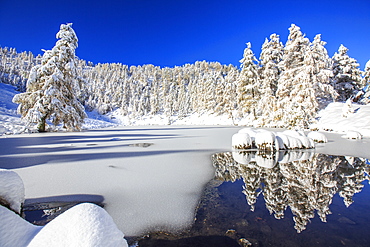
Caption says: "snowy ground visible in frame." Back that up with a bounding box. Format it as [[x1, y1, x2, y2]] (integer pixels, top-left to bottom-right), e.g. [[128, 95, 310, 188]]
[[1, 83, 370, 137], [1, 82, 370, 243]]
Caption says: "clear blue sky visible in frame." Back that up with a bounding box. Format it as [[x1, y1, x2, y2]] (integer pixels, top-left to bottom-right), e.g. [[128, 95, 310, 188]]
[[1, 0, 369, 69]]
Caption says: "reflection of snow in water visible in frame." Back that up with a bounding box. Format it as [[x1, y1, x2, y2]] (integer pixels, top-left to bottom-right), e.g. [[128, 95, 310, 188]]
[[212, 151, 369, 233]]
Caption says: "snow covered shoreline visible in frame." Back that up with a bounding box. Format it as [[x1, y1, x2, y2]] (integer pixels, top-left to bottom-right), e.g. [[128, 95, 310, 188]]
[[1, 125, 369, 237]]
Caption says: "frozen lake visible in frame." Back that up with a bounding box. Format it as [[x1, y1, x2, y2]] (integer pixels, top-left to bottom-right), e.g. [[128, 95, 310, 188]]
[[1, 126, 370, 244]]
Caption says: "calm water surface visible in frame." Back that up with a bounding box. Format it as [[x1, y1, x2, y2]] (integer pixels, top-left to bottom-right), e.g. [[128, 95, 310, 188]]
[[139, 151, 370, 247]]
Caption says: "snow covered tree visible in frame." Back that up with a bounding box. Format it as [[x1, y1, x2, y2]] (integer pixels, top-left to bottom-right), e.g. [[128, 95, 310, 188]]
[[257, 34, 283, 126], [360, 60, 370, 104], [13, 23, 86, 132], [273, 25, 336, 129], [236, 42, 259, 118], [308, 34, 338, 107], [274, 24, 310, 128], [331, 44, 363, 102]]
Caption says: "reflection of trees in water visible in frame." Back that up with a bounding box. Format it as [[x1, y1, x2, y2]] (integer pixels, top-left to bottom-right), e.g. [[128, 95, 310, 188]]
[[211, 151, 369, 233]]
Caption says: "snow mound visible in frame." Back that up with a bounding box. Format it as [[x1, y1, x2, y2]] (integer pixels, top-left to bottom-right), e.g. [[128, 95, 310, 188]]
[[232, 132, 252, 149], [0, 206, 41, 247], [255, 131, 277, 151], [314, 102, 370, 138], [0, 203, 127, 247], [233, 128, 315, 150], [0, 169, 25, 214], [342, 130, 363, 140], [28, 203, 127, 247], [307, 131, 328, 143]]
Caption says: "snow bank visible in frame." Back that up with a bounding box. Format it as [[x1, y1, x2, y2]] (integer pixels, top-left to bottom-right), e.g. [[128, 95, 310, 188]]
[[255, 131, 277, 151], [0, 206, 41, 247], [342, 130, 363, 140], [0, 203, 127, 247], [314, 102, 370, 138], [0, 169, 25, 213], [233, 128, 317, 151], [307, 131, 328, 143], [232, 132, 252, 149], [28, 203, 127, 247]]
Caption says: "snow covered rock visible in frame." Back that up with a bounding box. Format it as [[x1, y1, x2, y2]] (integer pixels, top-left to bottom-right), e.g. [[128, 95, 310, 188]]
[[232, 132, 252, 149], [233, 128, 315, 151], [297, 136, 315, 149], [255, 131, 277, 151], [0, 169, 25, 214], [283, 130, 304, 138], [0, 205, 41, 247], [238, 127, 257, 136], [287, 136, 303, 149], [275, 133, 290, 150], [307, 131, 328, 143], [28, 203, 128, 247], [342, 130, 362, 140]]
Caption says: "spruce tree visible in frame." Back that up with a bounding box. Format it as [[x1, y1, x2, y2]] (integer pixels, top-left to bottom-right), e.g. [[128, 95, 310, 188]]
[[13, 23, 86, 132], [236, 42, 259, 118], [274, 24, 310, 128], [331, 44, 363, 102], [257, 34, 283, 126], [274, 25, 336, 129]]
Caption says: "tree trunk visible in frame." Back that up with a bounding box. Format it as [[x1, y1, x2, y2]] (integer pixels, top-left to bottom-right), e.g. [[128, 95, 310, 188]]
[[38, 116, 47, 132]]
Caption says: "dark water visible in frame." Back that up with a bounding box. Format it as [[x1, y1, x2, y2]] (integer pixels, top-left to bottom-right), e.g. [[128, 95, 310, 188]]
[[138, 151, 370, 247]]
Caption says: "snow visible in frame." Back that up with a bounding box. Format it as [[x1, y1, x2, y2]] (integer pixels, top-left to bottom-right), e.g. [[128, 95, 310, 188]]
[[2, 82, 370, 138], [232, 132, 252, 149], [232, 128, 315, 150], [342, 130, 363, 140], [0, 83, 26, 135], [307, 131, 328, 143], [1, 82, 370, 243], [313, 102, 370, 138], [28, 203, 127, 247], [0, 203, 128, 247], [0, 206, 41, 247], [255, 130, 277, 151], [0, 169, 24, 214]]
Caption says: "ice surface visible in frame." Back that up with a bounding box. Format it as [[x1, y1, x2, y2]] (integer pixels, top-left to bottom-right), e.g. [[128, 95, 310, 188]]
[[2, 126, 237, 236]]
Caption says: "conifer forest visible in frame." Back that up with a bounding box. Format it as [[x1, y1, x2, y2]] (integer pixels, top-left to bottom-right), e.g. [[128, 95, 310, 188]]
[[1, 24, 369, 131]]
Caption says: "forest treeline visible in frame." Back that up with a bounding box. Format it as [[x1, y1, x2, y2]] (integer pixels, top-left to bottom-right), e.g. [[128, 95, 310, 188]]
[[1, 24, 369, 129]]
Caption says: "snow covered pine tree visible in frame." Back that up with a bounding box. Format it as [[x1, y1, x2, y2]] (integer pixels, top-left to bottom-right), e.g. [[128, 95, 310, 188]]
[[13, 23, 86, 132], [331, 44, 363, 102]]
